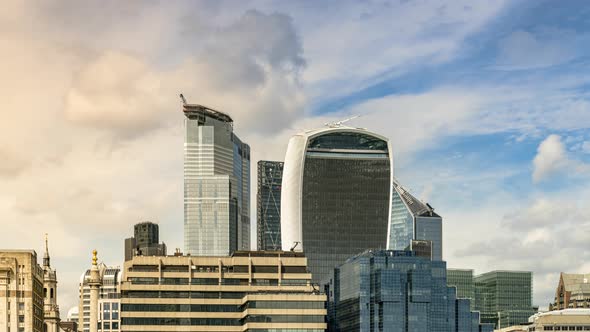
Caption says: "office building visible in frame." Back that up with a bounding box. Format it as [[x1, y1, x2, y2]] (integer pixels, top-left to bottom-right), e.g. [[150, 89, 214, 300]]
[[42, 236, 61, 332], [550, 272, 590, 310], [120, 251, 326, 331], [448, 269, 475, 309], [281, 126, 393, 283], [389, 180, 443, 260], [324, 250, 494, 332], [474, 271, 536, 328], [124, 222, 167, 261], [78, 262, 121, 332], [183, 102, 251, 256], [257, 160, 284, 251], [527, 309, 590, 331], [0, 250, 45, 332]]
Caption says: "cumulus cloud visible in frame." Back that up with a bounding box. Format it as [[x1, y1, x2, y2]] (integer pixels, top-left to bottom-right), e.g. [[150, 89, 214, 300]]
[[532, 135, 568, 182], [532, 134, 590, 182]]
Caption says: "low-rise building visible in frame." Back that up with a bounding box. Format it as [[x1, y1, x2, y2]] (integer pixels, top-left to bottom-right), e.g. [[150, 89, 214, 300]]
[[0, 250, 45, 332], [550, 273, 590, 310], [527, 309, 590, 331], [120, 250, 326, 331]]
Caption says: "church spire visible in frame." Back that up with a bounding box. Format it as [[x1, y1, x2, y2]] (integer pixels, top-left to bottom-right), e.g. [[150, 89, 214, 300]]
[[43, 233, 50, 268]]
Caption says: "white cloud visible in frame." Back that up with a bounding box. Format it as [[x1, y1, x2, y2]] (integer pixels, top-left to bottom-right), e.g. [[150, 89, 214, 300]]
[[532, 134, 590, 182], [532, 135, 568, 182], [495, 28, 581, 70]]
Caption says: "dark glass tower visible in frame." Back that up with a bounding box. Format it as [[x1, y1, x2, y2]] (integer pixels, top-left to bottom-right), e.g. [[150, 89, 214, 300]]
[[124, 221, 166, 261], [257, 160, 284, 251], [282, 127, 392, 284]]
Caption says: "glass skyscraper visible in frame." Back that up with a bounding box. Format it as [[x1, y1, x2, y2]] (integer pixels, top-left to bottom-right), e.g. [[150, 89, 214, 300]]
[[474, 271, 536, 328], [447, 269, 475, 310], [389, 180, 443, 260], [183, 103, 250, 256], [281, 127, 392, 284], [257, 160, 284, 251], [325, 250, 494, 332]]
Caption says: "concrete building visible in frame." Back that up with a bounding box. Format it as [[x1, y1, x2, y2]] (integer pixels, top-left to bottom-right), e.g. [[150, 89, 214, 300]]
[[448, 269, 475, 309], [78, 257, 121, 332], [42, 236, 61, 332], [0, 250, 45, 332], [527, 309, 590, 331], [124, 222, 167, 261], [257, 160, 284, 251], [474, 271, 536, 328], [281, 126, 393, 284], [325, 250, 493, 332], [183, 102, 251, 256], [550, 272, 590, 310], [120, 251, 326, 331]]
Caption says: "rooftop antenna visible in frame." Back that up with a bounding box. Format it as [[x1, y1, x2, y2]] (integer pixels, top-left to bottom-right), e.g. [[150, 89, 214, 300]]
[[179, 93, 187, 105], [290, 241, 300, 252], [324, 114, 360, 128]]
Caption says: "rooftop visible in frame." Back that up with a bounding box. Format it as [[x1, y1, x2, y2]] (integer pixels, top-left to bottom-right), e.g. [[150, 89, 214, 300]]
[[392, 180, 440, 218], [182, 103, 233, 123]]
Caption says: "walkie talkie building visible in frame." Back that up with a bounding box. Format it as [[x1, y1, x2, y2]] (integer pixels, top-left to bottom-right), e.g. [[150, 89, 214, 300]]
[[281, 126, 393, 283]]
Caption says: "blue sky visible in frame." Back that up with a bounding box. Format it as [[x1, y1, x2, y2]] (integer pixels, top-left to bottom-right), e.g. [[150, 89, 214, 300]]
[[1, 0, 590, 314]]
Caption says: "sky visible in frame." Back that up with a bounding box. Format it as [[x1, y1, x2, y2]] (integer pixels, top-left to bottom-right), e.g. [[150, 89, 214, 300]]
[[1, 0, 590, 316]]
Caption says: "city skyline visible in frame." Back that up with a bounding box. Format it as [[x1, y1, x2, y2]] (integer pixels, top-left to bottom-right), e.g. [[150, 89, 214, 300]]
[[1, 0, 590, 320]]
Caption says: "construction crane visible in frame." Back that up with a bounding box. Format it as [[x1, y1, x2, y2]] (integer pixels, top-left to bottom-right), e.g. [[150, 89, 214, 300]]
[[324, 115, 360, 128]]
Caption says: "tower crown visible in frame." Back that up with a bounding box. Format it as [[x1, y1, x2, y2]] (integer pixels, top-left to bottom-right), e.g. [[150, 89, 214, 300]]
[[43, 233, 50, 268]]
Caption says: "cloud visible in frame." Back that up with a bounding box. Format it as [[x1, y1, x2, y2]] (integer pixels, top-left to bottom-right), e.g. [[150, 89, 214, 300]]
[[495, 28, 583, 70], [532, 135, 569, 182], [532, 134, 590, 182]]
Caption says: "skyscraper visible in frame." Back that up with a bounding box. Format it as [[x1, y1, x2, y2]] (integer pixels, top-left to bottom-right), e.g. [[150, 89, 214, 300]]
[[183, 103, 250, 256], [257, 160, 283, 251], [389, 180, 443, 260], [281, 126, 393, 283], [447, 268, 475, 309], [474, 271, 536, 328], [325, 250, 494, 332], [124, 221, 166, 261]]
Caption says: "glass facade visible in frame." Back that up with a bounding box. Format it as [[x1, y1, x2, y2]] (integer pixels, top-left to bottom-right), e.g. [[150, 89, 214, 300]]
[[325, 250, 493, 332], [257, 161, 284, 251], [474, 271, 535, 328], [388, 182, 443, 261], [183, 105, 250, 256], [301, 131, 391, 284], [447, 269, 475, 310]]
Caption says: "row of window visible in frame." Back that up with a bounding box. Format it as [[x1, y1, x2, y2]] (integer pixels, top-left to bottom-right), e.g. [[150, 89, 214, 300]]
[[121, 315, 325, 326], [127, 265, 307, 273], [536, 326, 590, 331], [122, 291, 245, 299], [121, 301, 324, 312]]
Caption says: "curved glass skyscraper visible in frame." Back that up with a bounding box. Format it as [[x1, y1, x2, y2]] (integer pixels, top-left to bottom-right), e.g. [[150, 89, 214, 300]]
[[183, 104, 250, 256], [281, 127, 393, 283]]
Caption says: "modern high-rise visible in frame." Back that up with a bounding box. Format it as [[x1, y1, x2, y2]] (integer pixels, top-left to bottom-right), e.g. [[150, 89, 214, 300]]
[[120, 251, 326, 331], [124, 222, 167, 261], [448, 269, 475, 309], [183, 103, 250, 256], [389, 180, 443, 260], [257, 160, 284, 251], [550, 272, 590, 310], [281, 126, 393, 283], [0, 250, 45, 332], [78, 264, 121, 332], [474, 271, 536, 328], [324, 250, 494, 332]]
